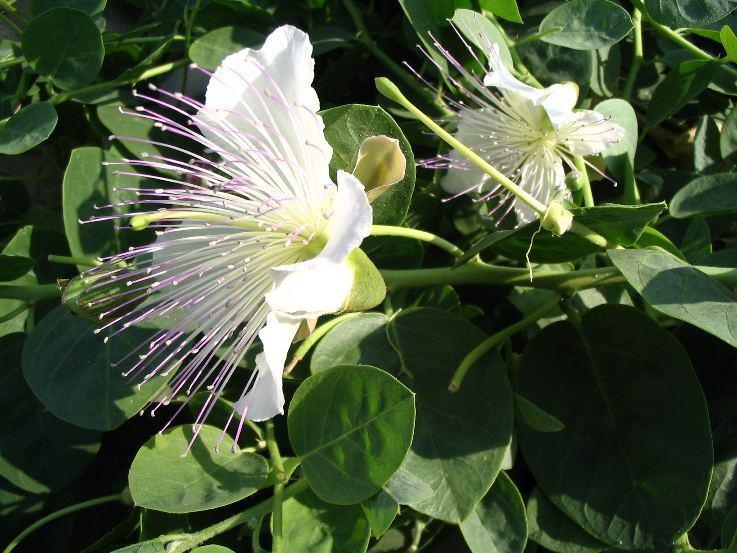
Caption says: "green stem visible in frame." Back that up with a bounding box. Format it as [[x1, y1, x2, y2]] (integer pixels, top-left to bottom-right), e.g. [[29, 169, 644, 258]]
[[513, 27, 562, 49], [572, 156, 594, 207], [449, 295, 560, 391], [50, 59, 188, 105], [48, 254, 101, 267], [634, 0, 737, 80], [167, 479, 309, 553], [0, 283, 60, 302], [3, 493, 125, 553], [370, 224, 464, 258], [621, 156, 640, 204], [381, 262, 737, 293], [0, 303, 29, 324], [0, 12, 21, 35], [107, 34, 186, 45], [285, 312, 361, 375], [622, 8, 643, 101], [265, 421, 286, 553]]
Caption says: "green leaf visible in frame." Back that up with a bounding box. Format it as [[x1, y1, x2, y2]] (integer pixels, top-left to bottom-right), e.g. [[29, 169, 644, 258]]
[[129, 425, 269, 513], [22, 304, 167, 431], [191, 547, 235, 553], [634, 226, 685, 259], [681, 217, 712, 263], [722, 25, 737, 61], [514, 393, 565, 432], [62, 147, 147, 262], [490, 203, 665, 263], [112, 542, 166, 553], [694, 116, 722, 172], [386, 308, 514, 523], [722, 504, 737, 548], [30, 0, 106, 16], [539, 0, 633, 50], [609, 248, 737, 349], [0, 102, 58, 155], [456, 230, 514, 266], [283, 489, 371, 553], [96, 104, 179, 164], [479, 0, 522, 23], [288, 364, 415, 505], [517, 304, 713, 549], [361, 489, 398, 538], [670, 173, 737, 218], [595, 98, 637, 178], [527, 487, 607, 553], [321, 104, 415, 226], [645, 60, 720, 131], [590, 44, 621, 97], [0, 333, 101, 494], [310, 313, 400, 374], [383, 464, 434, 505], [451, 9, 513, 68], [0, 255, 34, 282], [397, 0, 451, 73], [517, 41, 593, 89], [721, 105, 737, 159], [644, 0, 735, 28], [22, 7, 104, 90], [459, 472, 528, 553], [188, 26, 263, 71]]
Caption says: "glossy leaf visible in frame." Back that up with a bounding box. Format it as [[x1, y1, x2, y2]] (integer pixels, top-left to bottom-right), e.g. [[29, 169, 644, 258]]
[[609, 248, 737, 348], [22, 7, 104, 89], [644, 0, 735, 28], [283, 489, 371, 553], [361, 489, 398, 538], [452, 9, 513, 67], [517, 305, 712, 549], [321, 104, 415, 225], [0, 102, 58, 155], [0, 255, 34, 282], [539, 0, 632, 50], [288, 364, 415, 505], [526, 487, 607, 553], [30, 0, 106, 15], [310, 313, 399, 374], [22, 304, 167, 431], [459, 472, 528, 553], [386, 308, 514, 523], [670, 173, 737, 218], [129, 425, 270, 513], [188, 26, 263, 71], [479, 0, 522, 23]]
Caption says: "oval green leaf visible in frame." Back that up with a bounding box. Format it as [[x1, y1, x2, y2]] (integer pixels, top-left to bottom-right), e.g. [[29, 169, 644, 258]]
[[459, 472, 528, 553], [386, 308, 514, 523], [670, 173, 737, 218], [31, 0, 106, 16], [644, 0, 735, 28], [22, 304, 167, 431], [517, 304, 713, 549], [189, 26, 262, 71], [540, 0, 633, 50], [0, 102, 58, 155], [22, 7, 104, 90], [129, 424, 270, 513], [288, 364, 415, 505], [0, 255, 34, 282], [609, 248, 737, 348]]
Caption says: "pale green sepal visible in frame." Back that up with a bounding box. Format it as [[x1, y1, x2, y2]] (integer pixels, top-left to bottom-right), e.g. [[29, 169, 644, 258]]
[[340, 248, 386, 313]]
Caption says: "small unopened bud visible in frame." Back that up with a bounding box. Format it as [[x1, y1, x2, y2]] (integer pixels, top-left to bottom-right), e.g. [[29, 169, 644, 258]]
[[540, 201, 573, 236]]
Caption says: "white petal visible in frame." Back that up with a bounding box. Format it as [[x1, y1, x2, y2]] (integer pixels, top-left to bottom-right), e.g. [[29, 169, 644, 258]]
[[264, 171, 370, 318], [234, 311, 300, 421], [483, 44, 578, 127], [265, 256, 354, 318], [197, 25, 333, 204], [321, 170, 372, 262], [514, 152, 566, 225], [556, 110, 626, 156]]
